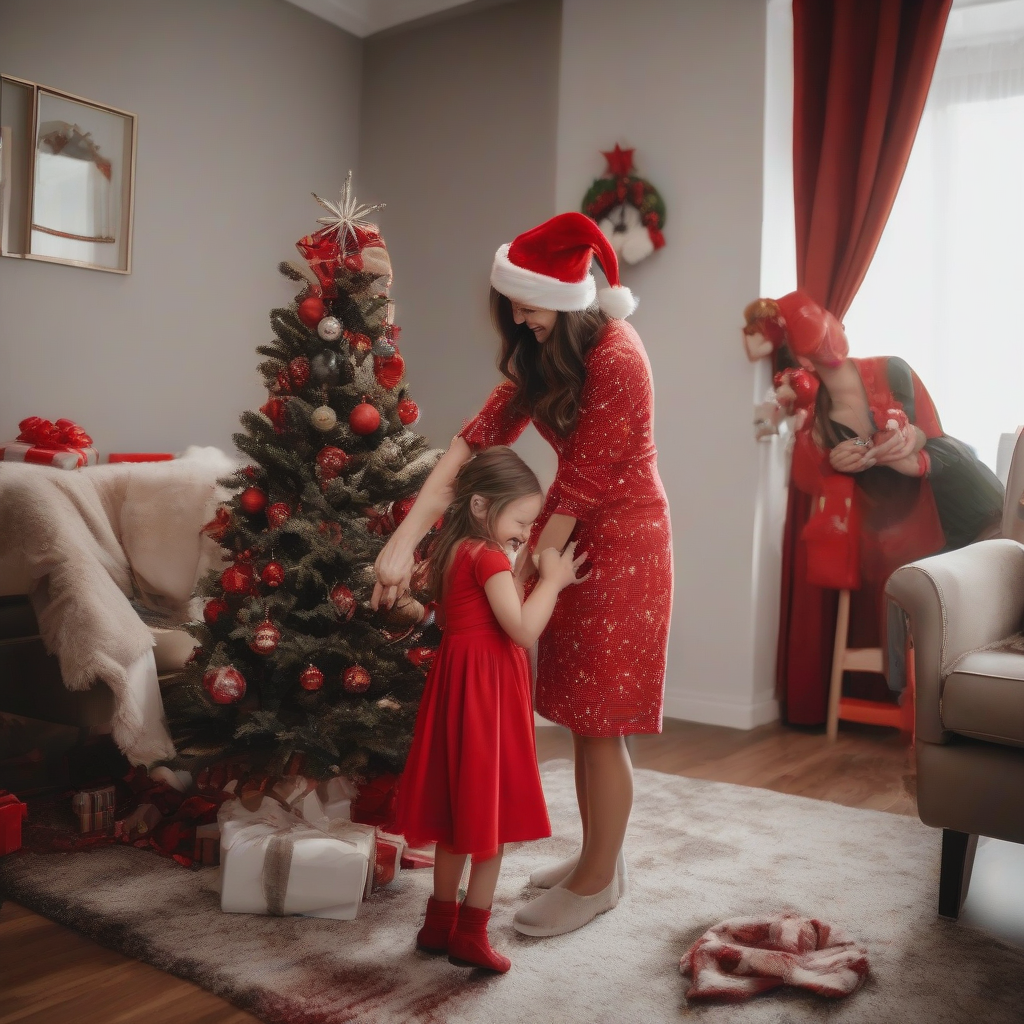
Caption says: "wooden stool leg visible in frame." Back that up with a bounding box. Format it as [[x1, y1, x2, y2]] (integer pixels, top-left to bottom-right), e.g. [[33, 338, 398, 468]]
[[826, 589, 851, 741]]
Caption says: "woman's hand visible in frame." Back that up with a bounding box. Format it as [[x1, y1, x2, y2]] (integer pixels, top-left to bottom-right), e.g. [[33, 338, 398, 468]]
[[829, 437, 876, 474], [871, 424, 919, 466], [371, 538, 415, 611], [537, 541, 589, 591]]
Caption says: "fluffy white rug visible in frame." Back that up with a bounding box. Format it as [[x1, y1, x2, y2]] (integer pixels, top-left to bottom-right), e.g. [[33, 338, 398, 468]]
[[2, 761, 1022, 1023]]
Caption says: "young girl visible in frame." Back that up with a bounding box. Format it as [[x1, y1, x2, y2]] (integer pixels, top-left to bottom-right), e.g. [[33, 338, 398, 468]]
[[394, 446, 587, 973]]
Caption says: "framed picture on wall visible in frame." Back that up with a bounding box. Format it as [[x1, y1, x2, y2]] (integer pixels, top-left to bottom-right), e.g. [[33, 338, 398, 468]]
[[0, 75, 137, 274]]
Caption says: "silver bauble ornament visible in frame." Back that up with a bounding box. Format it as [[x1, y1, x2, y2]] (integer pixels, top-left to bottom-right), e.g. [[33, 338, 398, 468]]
[[311, 405, 338, 431], [317, 316, 343, 341], [310, 350, 340, 384]]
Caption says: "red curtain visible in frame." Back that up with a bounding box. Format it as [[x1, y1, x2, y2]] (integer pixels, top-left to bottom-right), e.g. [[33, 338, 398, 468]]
[[778, 0, 951, 725]]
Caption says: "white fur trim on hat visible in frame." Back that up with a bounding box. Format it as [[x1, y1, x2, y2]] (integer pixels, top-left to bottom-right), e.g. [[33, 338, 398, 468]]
[[597, 285, 638, 319], [490, 244, 597, 311]]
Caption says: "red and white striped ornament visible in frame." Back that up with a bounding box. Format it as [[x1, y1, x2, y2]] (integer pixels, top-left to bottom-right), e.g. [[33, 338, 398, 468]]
[[250, 619, 281, 655]]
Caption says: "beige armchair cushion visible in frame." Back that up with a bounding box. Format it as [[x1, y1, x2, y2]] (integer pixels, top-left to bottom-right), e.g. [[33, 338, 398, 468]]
[[942, 651, 1024, 748]]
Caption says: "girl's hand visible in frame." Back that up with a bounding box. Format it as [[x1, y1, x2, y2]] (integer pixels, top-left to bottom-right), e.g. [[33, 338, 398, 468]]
[[871, 424, 918, 466], [829, 437, 876, 474], [371, 538, 415, 610], [537, 541, 589, 591]]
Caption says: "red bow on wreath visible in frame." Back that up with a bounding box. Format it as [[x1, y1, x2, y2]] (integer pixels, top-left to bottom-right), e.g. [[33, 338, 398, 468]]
[[17, 416, 93, 449]]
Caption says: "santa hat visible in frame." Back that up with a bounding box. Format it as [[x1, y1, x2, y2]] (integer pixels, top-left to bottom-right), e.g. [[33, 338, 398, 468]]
[[774, 290, 849, 367], [491, 212, 638, 319]]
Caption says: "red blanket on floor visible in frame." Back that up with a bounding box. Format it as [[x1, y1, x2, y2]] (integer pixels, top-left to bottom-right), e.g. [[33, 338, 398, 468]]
[[680, 914, 869, 1001]]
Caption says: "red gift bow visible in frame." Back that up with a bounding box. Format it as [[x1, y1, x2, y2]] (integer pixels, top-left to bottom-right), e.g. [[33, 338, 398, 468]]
[[17, 416, 93, 449]]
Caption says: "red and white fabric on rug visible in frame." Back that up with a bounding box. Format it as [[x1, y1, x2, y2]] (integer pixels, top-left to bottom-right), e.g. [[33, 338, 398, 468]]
[[680, 914, 869, 1001]]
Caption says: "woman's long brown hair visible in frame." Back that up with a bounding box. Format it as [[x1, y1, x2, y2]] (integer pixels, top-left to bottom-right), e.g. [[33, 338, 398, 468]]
[[490, 288, 608, 437], [428, 446, 542, 605]]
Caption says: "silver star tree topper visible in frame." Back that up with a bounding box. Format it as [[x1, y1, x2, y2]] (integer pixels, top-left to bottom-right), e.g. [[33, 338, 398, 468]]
[[311, 171, 385, 253]]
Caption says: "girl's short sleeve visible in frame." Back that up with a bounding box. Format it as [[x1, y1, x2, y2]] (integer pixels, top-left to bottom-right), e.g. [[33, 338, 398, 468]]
[[474, 546, 512, 586]]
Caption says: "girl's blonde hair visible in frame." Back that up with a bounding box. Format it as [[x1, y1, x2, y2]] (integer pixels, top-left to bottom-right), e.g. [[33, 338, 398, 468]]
[[428, 446, 542, 604]]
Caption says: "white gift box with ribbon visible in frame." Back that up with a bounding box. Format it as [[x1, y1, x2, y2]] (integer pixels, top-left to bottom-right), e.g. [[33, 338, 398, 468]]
[[218, 789, 376, 920]]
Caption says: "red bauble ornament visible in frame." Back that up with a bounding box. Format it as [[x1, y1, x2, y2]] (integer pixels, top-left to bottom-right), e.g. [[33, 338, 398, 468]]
[[267, 502, 292, 529], [316, 445, 350, 484], [350, 402, 381, 435], [397, 398, 420, 426], [406, 647, 436, 671], [203, 598, 230, 625], [250, 619, 281, 655], [203, 666, 247, 704], [330, 584, 356, 621], [345, 331, 373, 354], [289, 356, 311, 389], [343, 665, 371, 693], [297, 296, 327, 328], [373, 353, 405, 390], [392, 494, 417, 528], [221, 563, 254, 594], [260, 397, 289, 433], [299, 664, 324, 691], [239, 486, 268, 515], [274, 369, 292, 395], [261, 561, 285, 588]]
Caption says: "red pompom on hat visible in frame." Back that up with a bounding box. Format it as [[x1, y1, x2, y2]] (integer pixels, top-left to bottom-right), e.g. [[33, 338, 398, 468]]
[[774, 290, 849, 367], [491, 212, 638, 318]]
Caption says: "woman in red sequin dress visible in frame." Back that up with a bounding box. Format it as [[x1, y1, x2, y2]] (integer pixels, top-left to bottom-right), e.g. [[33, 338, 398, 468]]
[[373, 213, 673, 937]]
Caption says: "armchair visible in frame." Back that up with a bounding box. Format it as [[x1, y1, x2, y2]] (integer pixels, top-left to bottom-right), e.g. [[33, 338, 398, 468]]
[[885, 433, 1024, 919]]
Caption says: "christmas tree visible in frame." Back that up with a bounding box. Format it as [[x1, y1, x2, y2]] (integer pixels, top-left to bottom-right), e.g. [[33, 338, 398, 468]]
[[166, 175, 442, 781]]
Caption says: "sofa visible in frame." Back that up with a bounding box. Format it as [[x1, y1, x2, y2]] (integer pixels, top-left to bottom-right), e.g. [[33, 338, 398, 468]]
[[0, 448, 234, 762]]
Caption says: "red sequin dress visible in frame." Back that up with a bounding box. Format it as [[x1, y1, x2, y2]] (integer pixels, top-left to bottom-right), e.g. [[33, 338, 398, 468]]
[[460, 320, 673, 736], [394, 541, 550, 855]]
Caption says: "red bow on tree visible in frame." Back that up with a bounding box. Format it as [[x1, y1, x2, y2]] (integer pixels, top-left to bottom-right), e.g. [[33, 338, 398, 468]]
[[17, 416, 93, 449]]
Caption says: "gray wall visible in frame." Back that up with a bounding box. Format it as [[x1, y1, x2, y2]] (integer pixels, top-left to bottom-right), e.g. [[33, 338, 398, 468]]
[[0, 0, 362, 454], [359, 0, 561, 481]]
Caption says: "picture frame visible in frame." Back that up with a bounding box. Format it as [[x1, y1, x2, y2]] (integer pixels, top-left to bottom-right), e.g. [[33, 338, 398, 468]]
[[0, 75, 137, 274]]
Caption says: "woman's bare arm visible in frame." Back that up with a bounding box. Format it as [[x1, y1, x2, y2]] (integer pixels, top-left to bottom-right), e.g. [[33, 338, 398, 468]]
[[371, 435, 473, 609]]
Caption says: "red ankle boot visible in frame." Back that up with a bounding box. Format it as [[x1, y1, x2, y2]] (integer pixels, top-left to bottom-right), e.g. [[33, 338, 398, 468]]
[[416, 897, 459, 953], [447, 904, 511, 973]]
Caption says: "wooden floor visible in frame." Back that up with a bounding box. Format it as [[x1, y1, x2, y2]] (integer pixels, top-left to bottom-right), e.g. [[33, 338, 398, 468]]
[[0, 719, 915, 1024]]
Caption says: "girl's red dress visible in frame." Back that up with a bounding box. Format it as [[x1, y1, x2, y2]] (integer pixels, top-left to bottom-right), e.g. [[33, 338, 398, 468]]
[[394, 541, 550, 855], [460, 319, 673, 737]]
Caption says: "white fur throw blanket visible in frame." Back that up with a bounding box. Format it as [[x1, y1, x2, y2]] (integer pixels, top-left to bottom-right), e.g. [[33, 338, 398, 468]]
[[0, 447, 236, 765]]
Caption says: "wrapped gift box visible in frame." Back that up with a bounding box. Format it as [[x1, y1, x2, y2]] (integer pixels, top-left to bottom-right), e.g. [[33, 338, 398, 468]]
[[219, 793, 377, 920], [0, 440, 98, 469], [375, 830, 404, 888], [194, 821, 220, 866], [0, 790, 28, 856], [72, 785, 116, 833]]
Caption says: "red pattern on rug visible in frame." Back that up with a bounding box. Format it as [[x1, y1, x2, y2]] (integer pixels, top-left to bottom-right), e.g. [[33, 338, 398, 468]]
[[680, 914, 869, 1001]]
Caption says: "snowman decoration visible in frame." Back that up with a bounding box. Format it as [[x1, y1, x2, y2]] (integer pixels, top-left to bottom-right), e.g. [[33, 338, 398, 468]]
[[583, 145, 666, 267]]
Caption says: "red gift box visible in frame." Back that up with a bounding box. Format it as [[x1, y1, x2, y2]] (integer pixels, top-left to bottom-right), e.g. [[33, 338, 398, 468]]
[[0, 790, 28, 855]]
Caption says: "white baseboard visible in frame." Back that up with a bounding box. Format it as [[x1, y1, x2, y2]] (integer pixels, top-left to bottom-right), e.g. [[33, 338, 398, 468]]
[[662, 689, 779, 730]]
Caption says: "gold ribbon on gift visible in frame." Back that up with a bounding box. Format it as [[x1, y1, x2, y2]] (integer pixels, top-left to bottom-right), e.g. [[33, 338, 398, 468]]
[[239, 798, 374, 917]]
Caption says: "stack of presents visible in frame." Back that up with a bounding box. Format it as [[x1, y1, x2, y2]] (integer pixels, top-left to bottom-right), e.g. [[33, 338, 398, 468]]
[[3, 762, 429, 921]]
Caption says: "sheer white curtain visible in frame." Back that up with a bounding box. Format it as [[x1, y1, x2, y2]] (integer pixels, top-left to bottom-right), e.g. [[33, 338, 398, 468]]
[[844, 0, 1024, 471]]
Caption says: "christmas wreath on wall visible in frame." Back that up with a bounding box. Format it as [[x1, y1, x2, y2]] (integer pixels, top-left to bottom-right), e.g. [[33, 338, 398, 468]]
[[582, 144, 666, 266]]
